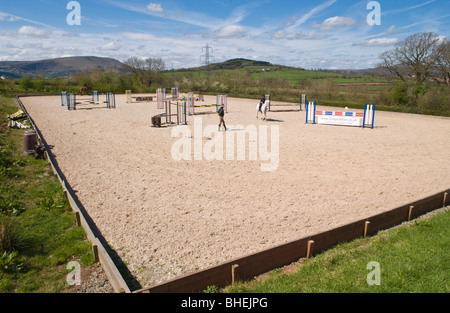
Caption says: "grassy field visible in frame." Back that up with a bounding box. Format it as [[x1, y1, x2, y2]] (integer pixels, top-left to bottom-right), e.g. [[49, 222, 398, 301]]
[[0, 96, 95, 292], [164, 65, 390, 86], [245, 66, 391, 85], [221, 209, 449, 293]]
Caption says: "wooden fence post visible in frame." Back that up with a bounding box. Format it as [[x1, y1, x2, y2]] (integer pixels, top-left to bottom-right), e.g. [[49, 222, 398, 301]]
[[307, 240, 315, 258], [364, 221, 371, 237], [408, 205, 414, 221], [231, 264, 240, 285]]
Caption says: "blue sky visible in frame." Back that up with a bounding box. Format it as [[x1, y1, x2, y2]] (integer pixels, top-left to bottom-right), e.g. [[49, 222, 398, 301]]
[[0, 0, 449, 69]]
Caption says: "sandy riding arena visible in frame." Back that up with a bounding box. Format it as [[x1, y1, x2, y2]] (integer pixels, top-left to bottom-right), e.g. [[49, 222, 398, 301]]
[[21, 95, 450, 288]]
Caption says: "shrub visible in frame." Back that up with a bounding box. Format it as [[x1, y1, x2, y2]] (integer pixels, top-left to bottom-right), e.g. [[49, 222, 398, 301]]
[[0, 251, 23, 273], [391, 82, 410, 106], [0, 216, 26, 253]]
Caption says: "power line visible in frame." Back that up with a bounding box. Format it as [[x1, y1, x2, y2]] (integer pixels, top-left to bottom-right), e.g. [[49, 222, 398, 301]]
[[200, 43, 215, 66]]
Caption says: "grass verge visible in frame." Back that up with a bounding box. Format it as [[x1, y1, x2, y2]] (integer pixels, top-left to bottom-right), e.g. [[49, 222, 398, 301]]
[[0, 95, 95, 293], [223, 209, 449, 293]]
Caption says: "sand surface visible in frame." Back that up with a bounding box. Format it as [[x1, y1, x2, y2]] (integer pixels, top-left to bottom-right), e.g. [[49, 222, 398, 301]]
[[21, 94, 450, 288]]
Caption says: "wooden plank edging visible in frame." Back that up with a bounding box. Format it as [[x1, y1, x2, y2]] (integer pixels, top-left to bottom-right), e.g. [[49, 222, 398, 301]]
[[15, 97, 449, 294], [136, 188, 449, 293], [16, 97, 131, 293]]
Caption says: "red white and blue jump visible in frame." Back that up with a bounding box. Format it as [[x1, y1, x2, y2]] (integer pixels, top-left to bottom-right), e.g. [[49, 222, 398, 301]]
[[306, 101, 375, 129]]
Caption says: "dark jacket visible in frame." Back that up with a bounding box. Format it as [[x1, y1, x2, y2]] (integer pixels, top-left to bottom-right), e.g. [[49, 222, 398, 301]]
[[218, 106, 225, 117]]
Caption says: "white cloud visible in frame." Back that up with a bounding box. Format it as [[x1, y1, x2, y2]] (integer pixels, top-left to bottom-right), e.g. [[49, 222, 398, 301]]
[[288, 0, 337, 29], [384, 0, 436, 15], [215, 25, 247, 38], [386, 25, 396, 34], [147, 3, 163, 13], [312, 16, 356, 31], [270, 30, 328, 41], [353, 38, 398, 47], [100, 41, 122, 51], [18, 26, 49, 37], [0, 12, 21, 22], [270, 30, 303, 40], [435, 35, 447, 44]]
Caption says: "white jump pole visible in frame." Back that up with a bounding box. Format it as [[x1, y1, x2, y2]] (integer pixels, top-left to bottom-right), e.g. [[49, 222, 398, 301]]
[[126, 90, 132, 103], [157, 88, 166, 109]]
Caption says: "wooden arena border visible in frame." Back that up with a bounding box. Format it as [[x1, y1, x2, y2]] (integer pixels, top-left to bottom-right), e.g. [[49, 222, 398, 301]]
[[135, 189, 449, 293], [15, 96, 449, 293], [16, 97, 131, 293]]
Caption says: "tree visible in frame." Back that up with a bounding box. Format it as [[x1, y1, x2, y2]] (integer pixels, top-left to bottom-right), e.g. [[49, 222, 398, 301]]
[[431, 38, 450, 84], [379, 32, 441, 84], [19, 75, 33, 91], [124, 57, 165, 87]]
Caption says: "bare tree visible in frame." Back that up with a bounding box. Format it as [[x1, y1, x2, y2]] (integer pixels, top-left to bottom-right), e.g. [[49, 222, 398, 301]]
[[379, 32, 441, 84], [431, 38, 450, 84], [124, 57, 165, 86], [379, 49, 408, 82]]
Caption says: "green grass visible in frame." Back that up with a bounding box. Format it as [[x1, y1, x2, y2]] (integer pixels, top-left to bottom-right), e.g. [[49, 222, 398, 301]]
[[0, 95, 95, 292], [166, 66, 390, 86], [223, 210, 449, 293]]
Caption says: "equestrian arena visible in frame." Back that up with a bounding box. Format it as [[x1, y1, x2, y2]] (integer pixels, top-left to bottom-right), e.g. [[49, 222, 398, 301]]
[[21, 94, 450, 289]]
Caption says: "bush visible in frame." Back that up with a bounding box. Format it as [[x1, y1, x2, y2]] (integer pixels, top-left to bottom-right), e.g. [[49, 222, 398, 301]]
[[391, 82, 410, 106], [0, 216, 26, 253], [386, 80, 450, 115], [0, 251, 23, 273], [417, 85, 450, 113], [0, 197, 25, 215], [18, 75, 33, 91]]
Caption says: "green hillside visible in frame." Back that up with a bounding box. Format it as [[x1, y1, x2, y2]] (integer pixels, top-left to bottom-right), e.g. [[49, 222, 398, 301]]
[[0, 56, 125, 78], [164, 58, 390, 86]]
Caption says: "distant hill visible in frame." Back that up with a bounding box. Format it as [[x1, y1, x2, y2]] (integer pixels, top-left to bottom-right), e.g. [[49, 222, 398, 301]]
[[171, 58, 302, 72], [0, 56, 125, 78], [201, 58, 273, 70]]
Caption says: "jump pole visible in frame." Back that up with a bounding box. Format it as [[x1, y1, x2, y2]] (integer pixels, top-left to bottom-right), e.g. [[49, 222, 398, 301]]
[[187, 94, 227, 116], [92, 91, 99, 104], [171, 88, 179, 100], [61, 91, 68, 107], [306, 102, 375, 128], [106, 93, 116, 109], [305, 101, 316, 124], [157, 88, 166, 109], [126, 90, 132, 103], [362, 104, 376, 129], [180, 98, 187, 125], [300, 94, 307, 111], [165, 100, 171, 124], [68, 94, 76, 110], [217, 95, 228, 113], [187, 92, 195, 116], [161, 99, 187, 125]]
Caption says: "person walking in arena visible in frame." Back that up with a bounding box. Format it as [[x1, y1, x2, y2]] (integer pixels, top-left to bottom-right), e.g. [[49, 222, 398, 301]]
[[218, 103, 227, 131]]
